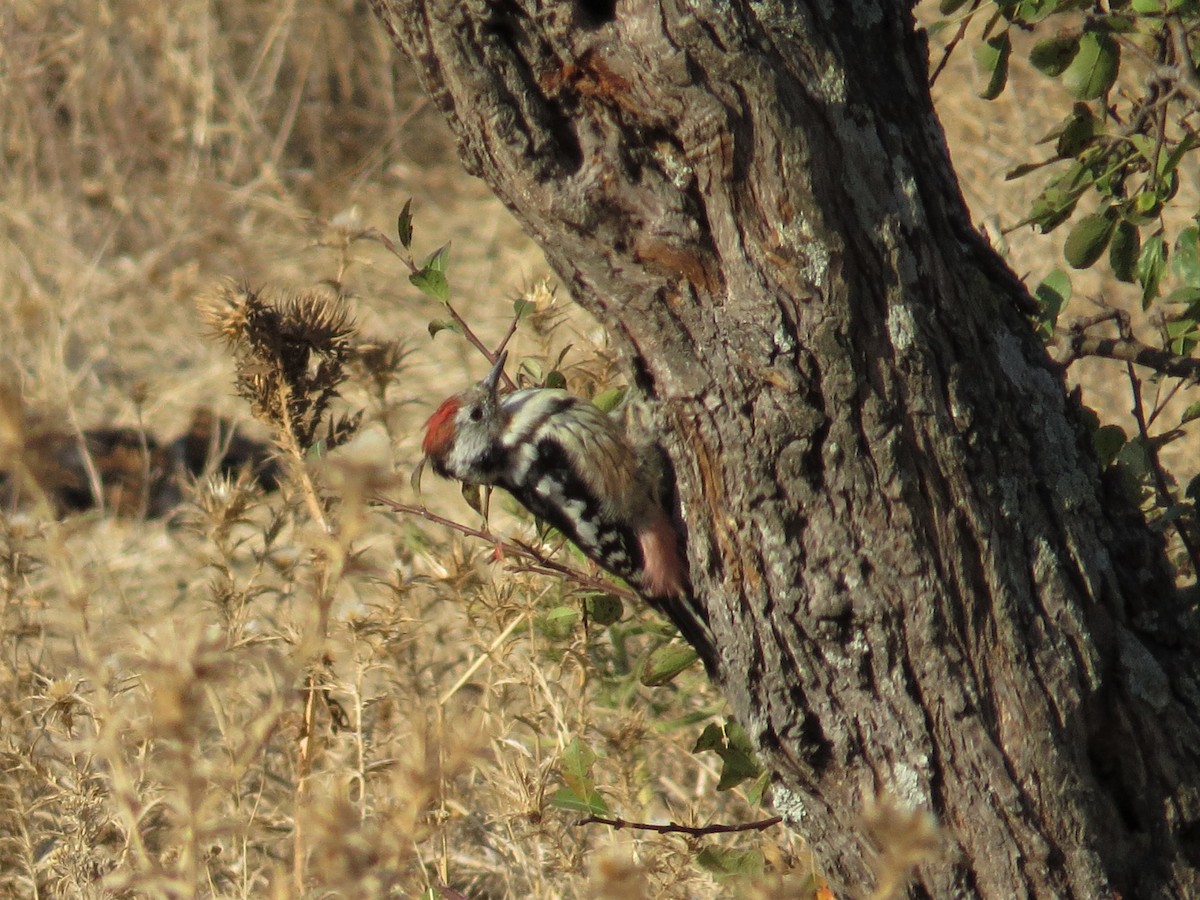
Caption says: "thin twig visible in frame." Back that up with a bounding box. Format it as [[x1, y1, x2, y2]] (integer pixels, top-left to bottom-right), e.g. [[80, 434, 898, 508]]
[[373, 496, 637, 601], [1168, 17, 1200, 110], [353, 226, 517, 389], [1148, 375, 1187, 429], [439, 303, 517, 390], [439, 612, 527, 705], [928, 3, 979, 88], [576, 813, 783, 836], [496, 304, 522, 358], [1123, 339, 1200, 577]]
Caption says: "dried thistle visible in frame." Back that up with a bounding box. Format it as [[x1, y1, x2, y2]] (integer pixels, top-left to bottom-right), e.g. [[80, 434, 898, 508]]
[[181, 471, 261, 545], [862, 794, 942, 900], [348, 340, 412, 404], [199, 284, 359, 453]]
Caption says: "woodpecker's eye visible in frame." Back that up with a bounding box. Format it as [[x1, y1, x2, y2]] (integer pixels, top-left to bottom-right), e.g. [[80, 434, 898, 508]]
[[468, 406, 483, 422]]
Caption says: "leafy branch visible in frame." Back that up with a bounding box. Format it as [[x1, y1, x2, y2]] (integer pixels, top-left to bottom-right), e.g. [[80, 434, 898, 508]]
[[337, 200, 519, 390]]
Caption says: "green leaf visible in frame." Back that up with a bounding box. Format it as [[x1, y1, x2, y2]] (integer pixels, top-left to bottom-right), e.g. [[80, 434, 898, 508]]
[[1129, 134, 1163, 171], [410, 243, 452, 301], [549, 786, 610, 816], [1056, 105, 1096, 157], [1165, 317, 1200, 355], [724, 721, 755, 755], [586, 593, 624, 626], [714, 752, 758, 790], [460, 482, 485, 516], [411, 267, 449, 303], [426, 318, 461, 338], [423, 242, 451, 273], [1118, 436, 1153, 481], [539, 605, 579, 640], [1159, 169, 1181, 204], [396, 199, 413, 249], [1181, 400, 1200, 426], [1109, 221, 1141, 283], [1015, 0, 1061, 23], [693, 720, 765, 791], [1132, 189, 1163, 222], [1161, 133, 1199, 179], [544, 370, 567, 390], [1034, 268, 1071, 337], [1006, 160, 1050, 181], [641, 643, 700, 686], [1027, 163, 1091, 232], [1030, 34, 1080, 77], [553, 737, 609, 817], [560, 737, 598, 792], [1062, 31, 1120, 100], [1093, 424, 1127, 469], [1029, 188, 1078, 233], [1064, 212, 1116, 269], [1165, 286, 1200, 306], [695, 847, 766, 880], [1172, 227, 1200, 287], [1130, 0, 1162, 10], [1137, 234, 1168, 307], [693, 723, 725, 753], [591, 387, 627, 413], [975, 31, 1012, 100], [512, 298, 534, 319], [745, 770, 770, 807]]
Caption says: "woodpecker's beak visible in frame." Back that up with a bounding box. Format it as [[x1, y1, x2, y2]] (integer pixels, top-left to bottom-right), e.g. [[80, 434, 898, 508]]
[[483, 350, 508, 394]]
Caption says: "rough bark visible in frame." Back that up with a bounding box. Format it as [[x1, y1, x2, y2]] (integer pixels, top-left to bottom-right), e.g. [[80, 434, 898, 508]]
[[369, 1, 1200, 895]]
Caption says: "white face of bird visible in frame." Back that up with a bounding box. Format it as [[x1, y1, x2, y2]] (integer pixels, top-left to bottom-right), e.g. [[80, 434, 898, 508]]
[[420, 351, 509, 484]]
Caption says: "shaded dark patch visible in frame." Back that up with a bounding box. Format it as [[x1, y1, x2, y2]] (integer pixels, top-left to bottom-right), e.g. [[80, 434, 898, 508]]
[[799, 713, 834, 774], [0, 410, 280, 519], [1180, 817, 1200, 869], [576, 0, 617, 26], [629, 355, 655, 396], [1087, 726, 1144, 835]]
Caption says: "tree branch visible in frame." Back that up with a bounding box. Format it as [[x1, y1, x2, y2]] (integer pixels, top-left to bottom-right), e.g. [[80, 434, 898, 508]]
[[1051, 327, 1200, 383], [373, 496, 638, 601], [576, 813, 782, 837], [1168, 17, 1200, 111]]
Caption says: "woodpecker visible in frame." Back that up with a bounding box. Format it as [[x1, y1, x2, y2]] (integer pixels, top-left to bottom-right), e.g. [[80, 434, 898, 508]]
[[420, 352, 714, 672]]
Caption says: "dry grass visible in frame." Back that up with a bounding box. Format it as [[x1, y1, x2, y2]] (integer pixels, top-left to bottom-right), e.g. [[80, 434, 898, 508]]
[[1, 2, 1194, 898], [0, 2, 805, 896]]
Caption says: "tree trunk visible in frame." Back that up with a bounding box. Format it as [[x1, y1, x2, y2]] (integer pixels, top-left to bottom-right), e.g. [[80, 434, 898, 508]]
[[369, 1, 1200, 895]]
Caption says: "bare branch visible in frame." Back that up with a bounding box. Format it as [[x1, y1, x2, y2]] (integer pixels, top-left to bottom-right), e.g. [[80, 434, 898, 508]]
[[1124, 359, 1200, 578], [1051, 328, 1200, 383], [373, 496, 637, 601], [1168, 17, 1200, 111], [576, 813, 783, 837]]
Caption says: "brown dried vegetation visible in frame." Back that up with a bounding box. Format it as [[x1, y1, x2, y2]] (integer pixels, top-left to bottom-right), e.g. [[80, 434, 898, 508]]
[[0, 2, 794, 896], [5, 1, 1181, 897]]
